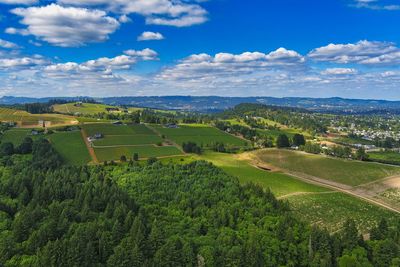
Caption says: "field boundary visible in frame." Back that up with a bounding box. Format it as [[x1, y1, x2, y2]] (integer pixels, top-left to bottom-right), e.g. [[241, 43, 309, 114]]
[[81, 129, 99, 164]]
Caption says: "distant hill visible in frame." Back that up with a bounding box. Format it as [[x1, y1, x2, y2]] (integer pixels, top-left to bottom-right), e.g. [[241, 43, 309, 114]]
[[2, 96, 400, 114]]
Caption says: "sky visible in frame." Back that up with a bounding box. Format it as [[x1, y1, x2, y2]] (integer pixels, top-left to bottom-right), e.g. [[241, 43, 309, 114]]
[[1, 0, 400, 99]]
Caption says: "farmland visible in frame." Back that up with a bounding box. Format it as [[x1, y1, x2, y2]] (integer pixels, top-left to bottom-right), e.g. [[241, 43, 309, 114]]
[[152, 124, 248, 148], [1, 128, 35, 145], [53, 102, 124, 115], [288, 192, 400, 232], [94, 145, 183, 161], [368, 150, 400, 165], [254, 149, 400, 186], [48, 131, 92, 165], [81, 123, 183, 161], [0, 107, 78, 127], [197, 152, 400, 232]]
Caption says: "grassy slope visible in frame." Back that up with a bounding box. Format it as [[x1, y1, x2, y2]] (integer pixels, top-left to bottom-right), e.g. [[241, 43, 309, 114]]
[[255, 149, 400, 186], [53, 103, 119, 115], [0, 107, 77, 126], [1, 129, 33, 145], [94, 145, 183, 161], [153, 124, 247, 147], [48, 131, 91, 165], [197, 152, 400, 232]]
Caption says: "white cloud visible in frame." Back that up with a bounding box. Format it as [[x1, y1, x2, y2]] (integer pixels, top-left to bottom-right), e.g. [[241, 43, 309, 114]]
[[0, 39, 19, 49], [118, 14, 131, 23], [57, 0, 208, 27], [0, 57, 45, 69], [308, 40, 400, 65], [138, 31, 164, 41], [352, 0, 400, 10], [45, 48, 158, 73], [0, 0, 37, 4], [5, 27, 30, 36], [10, 4, 120, 47], [321, 68, 358, 75]]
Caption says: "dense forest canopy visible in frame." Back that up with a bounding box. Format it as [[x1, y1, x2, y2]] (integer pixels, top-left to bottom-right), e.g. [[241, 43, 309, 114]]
[[0, 139, 399, 266]]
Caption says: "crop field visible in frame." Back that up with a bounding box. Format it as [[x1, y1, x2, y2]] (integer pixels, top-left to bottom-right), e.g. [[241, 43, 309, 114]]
[[94, 135, 162, 146], [288, 192, 400, 232], [368, 151, 400, 165], [199, 152, 328, 197], [254, 149, 400, 186], [1, 129, 35, 145], [152, 124, 248, 147], [0, 107, 78, 127], [198, 152, 399, 232], [82, 123, 153, 136], [53, 102, 123, 115], [48, 131, 91, 165], [94, 145, 183, 161]]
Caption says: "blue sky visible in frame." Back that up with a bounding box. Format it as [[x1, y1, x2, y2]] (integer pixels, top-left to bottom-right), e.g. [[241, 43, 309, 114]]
[[1, 0, 400, 99]]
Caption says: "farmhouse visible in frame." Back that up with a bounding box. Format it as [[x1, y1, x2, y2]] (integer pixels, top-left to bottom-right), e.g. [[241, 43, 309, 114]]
[[165, 123, 179, 128], [87, 133, 104, 142]]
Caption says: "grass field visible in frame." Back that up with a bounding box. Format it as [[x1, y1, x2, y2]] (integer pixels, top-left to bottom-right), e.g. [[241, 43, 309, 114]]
[[1, 129, 34, 145], [94, 135, 163, 146], [199, 152, 328, 197], [254, 149, 400, 186], [288, 192, 400, 232], [198, 152, 400, 232], [0, 107, 77, 127], [153, 124, 248, 148], [94, 145, 183, 161], [368, 151, 400, 165], [82, 123, 153, 136], [53, 102, 123, 115], [48, 131, 91, 165]]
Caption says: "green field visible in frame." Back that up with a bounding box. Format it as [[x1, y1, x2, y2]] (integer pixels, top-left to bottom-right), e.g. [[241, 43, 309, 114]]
[[94, 145, 183, 161], [153, 124, 248, 147], [198, 152, 399, 232], [288, 192, 400, 232], [368, 151, 400, 165], [53, 102, 124, 115], [48, 131, 91, 165], [94, 135, 162, 146], [82, 123, 153, 136], [199, 152, 328, 197], [0, 107, 77, 127], [255, 149, 400, 186], [1, 129, 33, 145]]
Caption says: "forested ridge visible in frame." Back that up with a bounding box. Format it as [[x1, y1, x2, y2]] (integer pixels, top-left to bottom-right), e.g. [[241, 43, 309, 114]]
[[0, 139, 399, 266]]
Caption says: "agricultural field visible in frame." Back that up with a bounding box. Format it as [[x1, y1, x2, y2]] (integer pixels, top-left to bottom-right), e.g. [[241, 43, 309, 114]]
[[380, 188, 400, 206], [288, 192, 400, 232], [53, 102, 124, 115], [48, 131, 91, 165], [254, 149, 400, 186], [82, 123, 153, 136], [1, 128, 36, 145], [198, 152, 400, 232], [82, 123, 182, 161], [94, 145, 183, 161], [368, 150, 400, 165], [152, 124, 248, 148], [0, 107, 78, 127]]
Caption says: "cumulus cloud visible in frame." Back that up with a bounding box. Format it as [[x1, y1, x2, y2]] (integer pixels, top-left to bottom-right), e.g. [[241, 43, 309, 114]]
[[159, 48, 305, 81], [57, 0, 208, 27], [0, 39, 19, 49], [5, 27, 30, 36], [138, 31, 164, 41], [308, 40, 400, 65], [10, 4, 120, 47], [0, 57, 46, 69], [45, 48, 158, 73]]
